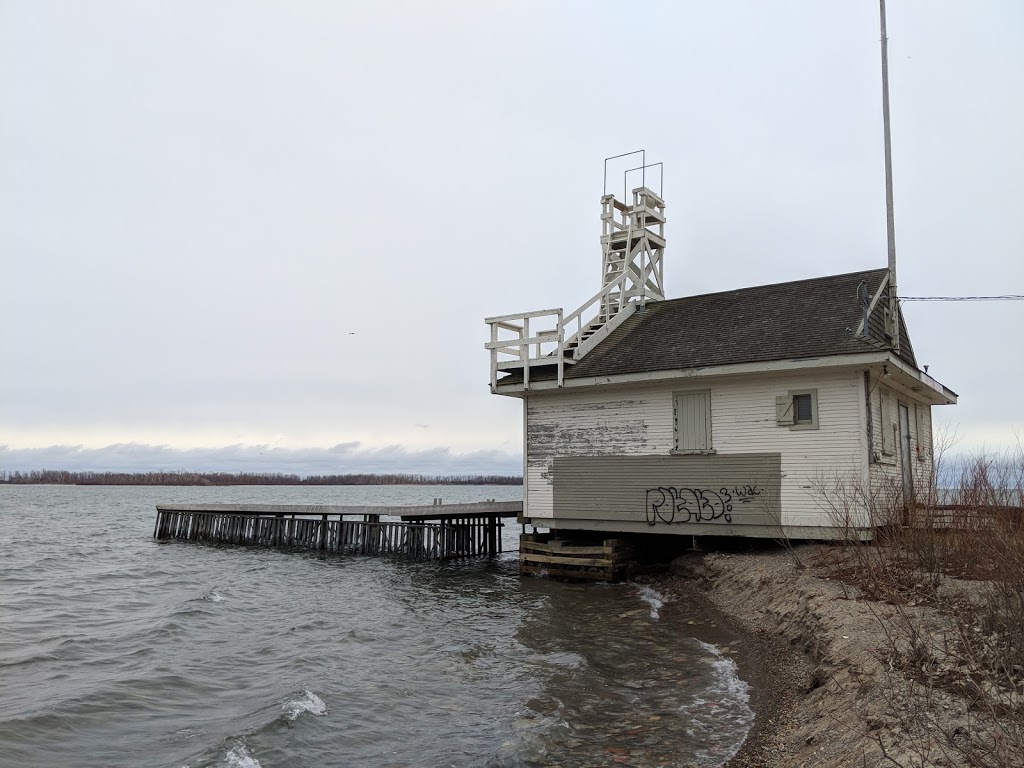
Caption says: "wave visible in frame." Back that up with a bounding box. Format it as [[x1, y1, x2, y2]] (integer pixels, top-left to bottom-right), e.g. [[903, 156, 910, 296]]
[[540, 651, 588, 670], [223, 741, 261, 768], [173, 691, 328, 767], [682, 641, 755, 765], [200, 590, 226, 603], [282, 690, 327, 721], [636, 585, 665, 619]]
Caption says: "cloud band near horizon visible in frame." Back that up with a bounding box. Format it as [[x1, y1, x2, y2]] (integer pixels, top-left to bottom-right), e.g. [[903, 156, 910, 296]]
[[0, 443, 523, 477]]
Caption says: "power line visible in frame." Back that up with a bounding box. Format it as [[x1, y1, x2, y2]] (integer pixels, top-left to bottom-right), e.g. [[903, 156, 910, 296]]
[[898, 295, 1024, 302]]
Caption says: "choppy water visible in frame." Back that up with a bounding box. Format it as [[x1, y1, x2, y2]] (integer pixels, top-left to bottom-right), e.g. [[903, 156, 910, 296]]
[[0, 485, 753, 768]]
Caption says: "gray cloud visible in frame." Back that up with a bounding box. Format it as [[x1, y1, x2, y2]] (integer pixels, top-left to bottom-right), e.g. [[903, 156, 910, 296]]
[[0, 1, 1020, 459], [0, 443, 522, 477]]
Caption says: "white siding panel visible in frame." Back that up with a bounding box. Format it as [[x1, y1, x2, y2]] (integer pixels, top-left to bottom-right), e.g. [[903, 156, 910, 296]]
[[525, 371, 867, 527], [868, 383, 936, 511], [709, 372, 865, 526], [526, 389, 671, 520]]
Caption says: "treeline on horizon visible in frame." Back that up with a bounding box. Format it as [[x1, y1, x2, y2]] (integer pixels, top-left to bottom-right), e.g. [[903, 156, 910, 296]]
[[0, 470, 523, 486]]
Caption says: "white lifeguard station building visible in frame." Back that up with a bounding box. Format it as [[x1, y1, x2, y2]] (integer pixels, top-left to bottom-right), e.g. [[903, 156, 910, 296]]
[[485, 154, 956, 540]]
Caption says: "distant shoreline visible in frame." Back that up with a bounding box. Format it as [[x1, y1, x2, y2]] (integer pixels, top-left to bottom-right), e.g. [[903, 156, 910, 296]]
[[0, 471, 522, 486]]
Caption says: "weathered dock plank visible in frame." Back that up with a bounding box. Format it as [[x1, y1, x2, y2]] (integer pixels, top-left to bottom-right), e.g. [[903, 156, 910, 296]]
[[518, 534, 634, 582], [155, 501, 521, 518]]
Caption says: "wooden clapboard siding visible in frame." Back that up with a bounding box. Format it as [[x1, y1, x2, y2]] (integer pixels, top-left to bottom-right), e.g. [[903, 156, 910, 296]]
[[710, 371, 865, 527], [868, 381, 935, 510], [526, 390, 669, 520], [525, 369, 868, 529]]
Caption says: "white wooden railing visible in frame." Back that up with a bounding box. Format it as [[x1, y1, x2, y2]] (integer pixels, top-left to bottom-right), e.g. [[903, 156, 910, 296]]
[[484, 307, 564, 392], [484, 269, 637, 392]]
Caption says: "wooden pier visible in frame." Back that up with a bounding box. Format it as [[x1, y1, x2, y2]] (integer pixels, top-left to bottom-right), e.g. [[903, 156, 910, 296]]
[[153, 501, 521, 560]]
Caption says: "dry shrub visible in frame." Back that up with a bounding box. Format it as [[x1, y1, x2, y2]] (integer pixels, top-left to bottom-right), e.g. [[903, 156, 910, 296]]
[[810, 470, 931, 603], [812, 437, 1024, 766]]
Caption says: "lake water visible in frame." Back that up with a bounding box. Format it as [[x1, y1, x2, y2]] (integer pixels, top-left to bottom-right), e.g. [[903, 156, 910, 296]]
[[0, 485, 754, 768]]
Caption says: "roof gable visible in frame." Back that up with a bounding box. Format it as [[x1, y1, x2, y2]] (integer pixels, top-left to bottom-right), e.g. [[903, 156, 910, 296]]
[[863, 280, 917, 367]]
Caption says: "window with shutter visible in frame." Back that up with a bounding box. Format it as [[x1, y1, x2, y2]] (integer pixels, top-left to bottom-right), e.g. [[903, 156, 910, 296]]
[[775, 395, 794, 426], [880, 389, 895, 455], [674, 390, 712, 453], [779, 389, 818, 430], [914, 403, 928, 461]]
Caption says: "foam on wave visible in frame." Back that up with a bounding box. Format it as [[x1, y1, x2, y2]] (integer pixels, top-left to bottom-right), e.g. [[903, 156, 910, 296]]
[[636, 585, 665, 619], [283, 689, 328, 721], [223, 742, 261, 768], [682, 640, 755, 765]]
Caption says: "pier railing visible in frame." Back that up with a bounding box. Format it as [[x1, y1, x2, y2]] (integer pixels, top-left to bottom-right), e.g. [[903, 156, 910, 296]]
[[153, 505, 509, 560]]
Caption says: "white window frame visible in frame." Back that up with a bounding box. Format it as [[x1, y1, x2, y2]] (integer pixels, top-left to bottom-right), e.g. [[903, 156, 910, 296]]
[[777, 388, 819, 430], [788, 388, 819, 431]]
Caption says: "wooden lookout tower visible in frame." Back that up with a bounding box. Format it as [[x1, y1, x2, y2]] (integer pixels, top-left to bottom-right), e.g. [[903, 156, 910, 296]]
[[486, 152, 666, 391]]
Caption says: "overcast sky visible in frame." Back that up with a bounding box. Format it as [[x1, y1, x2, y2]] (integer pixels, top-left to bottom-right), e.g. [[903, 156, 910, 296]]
[[1, 1, 1021, 475]]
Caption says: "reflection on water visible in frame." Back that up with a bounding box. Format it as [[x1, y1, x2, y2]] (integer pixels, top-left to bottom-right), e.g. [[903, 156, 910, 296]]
[[0, 485, 752, 768]]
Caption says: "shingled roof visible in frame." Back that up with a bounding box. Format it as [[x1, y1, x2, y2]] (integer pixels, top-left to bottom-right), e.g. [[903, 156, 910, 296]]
[[499, 268, 917, 385]]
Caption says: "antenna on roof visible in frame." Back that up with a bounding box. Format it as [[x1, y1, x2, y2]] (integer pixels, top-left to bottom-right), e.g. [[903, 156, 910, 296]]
[[603, 150, 664, 201], [858, 281, 870, 337], [879, 0, 900, 352], [600, 151, 666, 310]]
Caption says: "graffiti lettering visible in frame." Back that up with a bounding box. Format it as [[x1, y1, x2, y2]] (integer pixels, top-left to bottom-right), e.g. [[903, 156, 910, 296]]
[[645, 486, 735, 525], [643, 485, 763, 523], [732, 484, 762, 503]]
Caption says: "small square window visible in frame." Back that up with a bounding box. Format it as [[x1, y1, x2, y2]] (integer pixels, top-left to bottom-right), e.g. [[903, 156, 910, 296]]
[[783, 388, 818, 430], [794, 393, 813, 424]]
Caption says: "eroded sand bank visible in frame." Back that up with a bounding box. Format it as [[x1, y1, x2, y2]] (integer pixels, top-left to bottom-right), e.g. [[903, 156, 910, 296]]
[[646, 546, 1004, 767]]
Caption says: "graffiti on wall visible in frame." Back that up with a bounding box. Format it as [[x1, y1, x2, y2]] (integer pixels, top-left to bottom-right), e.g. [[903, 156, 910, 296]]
[[551, 454, 781, 526], [644, 484, 763, 525]]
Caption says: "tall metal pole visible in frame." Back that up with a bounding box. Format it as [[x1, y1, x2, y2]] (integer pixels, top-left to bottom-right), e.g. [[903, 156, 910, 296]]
[[879, 0, 900, 352]]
